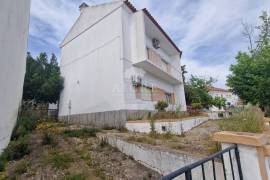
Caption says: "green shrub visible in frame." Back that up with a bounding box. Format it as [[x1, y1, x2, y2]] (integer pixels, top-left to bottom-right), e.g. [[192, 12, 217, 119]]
[[64, 173, 86, 180], [11, 116, 38, 141], [48, 151, 73, 169], [218, 106, 264, 133], [191, 102, 202, 110], [2, 136, 30, 161], [62, 128, 99, 138], [42, 132, 55, 145], [155, 101, 168, 112]]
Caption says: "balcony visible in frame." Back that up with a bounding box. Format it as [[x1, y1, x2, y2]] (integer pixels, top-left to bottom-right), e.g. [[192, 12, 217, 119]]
[[134, 48, 182, 84]]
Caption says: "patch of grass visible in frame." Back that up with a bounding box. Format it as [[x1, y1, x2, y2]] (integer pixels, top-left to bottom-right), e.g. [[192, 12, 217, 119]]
[[77, 149, 92, 166], [42, 132, 56, 146], [0, 160, 5, 172], [151, 111, 191, 120], [208, 142, 221, 154], [64, 173, 86, 180], [2, 136, 30, 161], [218, 106, 264, 133], [62, 128, 100, 138], [47, 150, 73, 169], [13, 159, 30, 175], [127, 136, 156, 145]]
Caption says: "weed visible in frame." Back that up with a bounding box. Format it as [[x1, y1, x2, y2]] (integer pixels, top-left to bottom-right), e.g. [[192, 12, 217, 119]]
[[11, 116, 38, 141], [218, 106, 264, 133], [64, 173, 86, 180], [62, 128, 100, 138], [2, 136, 30, 161], [0, 160, 4, 172], [42, 132, 56, 146], [47, 151, 73, 169], [127, 136, 156, 145], [13, 159, 30, 175]]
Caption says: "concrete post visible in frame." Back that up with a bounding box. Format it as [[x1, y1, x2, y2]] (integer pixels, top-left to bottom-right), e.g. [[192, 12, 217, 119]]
[[214, 131, 269, 180]]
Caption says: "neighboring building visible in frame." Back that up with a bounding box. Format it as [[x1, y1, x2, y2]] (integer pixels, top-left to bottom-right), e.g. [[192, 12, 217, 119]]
[[0, 0, 31, 153], [58, 1, 186, 127], [208, 87, 240, 109]]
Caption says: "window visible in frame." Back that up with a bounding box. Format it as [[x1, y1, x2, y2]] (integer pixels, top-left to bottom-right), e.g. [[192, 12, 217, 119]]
[[165, 93, 173, 104], [135, 86, 152, 101], [141, 86, 152, 101]]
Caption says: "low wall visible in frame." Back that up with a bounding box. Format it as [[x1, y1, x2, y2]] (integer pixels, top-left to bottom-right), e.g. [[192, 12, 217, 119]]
[[126, 116, 208, 134], [100, 135, 224, 180], [59, 110, 152, 129]]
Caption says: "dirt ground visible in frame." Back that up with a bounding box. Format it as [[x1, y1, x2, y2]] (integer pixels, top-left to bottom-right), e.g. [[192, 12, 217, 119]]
[[111, 120, 221, 157], [2, 123, 160, 180]]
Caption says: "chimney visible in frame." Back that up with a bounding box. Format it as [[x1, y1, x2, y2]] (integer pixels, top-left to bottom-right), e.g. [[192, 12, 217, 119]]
[[79, 2, 89, 12]]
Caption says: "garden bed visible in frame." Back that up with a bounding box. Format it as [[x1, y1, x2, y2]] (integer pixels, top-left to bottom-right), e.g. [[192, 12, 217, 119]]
[[0, 122, 160, 180]]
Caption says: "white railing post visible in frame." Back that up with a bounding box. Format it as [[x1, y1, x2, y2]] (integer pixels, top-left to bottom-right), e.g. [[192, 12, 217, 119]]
[[214, 131, 269, 180]]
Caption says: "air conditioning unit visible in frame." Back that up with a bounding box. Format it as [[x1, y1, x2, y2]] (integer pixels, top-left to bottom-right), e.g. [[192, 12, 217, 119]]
[[131, 75, 142, 87], [152, 38, 160, 49]]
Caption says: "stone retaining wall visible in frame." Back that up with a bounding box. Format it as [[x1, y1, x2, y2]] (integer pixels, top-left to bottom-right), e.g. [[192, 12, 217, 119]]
[[59, 110, 153, 128]]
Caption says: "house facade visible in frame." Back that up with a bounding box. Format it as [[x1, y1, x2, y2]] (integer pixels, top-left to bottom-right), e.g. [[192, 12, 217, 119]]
[[0, 0, 31, 153], [209, 87, 240, 109], [58, 1, 186, 127]]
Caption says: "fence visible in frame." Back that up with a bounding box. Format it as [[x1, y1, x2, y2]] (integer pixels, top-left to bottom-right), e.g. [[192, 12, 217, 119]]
[[161, 144, 243, 180], [19, 108, 58, 120]]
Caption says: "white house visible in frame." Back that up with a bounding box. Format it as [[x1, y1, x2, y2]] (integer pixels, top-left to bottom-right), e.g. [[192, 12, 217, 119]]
[[208, 87, 239, 107], [58, 1, 186, 127], [0, 0, 31, 153]]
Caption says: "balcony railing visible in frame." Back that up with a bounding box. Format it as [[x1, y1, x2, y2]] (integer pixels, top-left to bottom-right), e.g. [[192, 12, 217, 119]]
[[147, 48, 181, 80]]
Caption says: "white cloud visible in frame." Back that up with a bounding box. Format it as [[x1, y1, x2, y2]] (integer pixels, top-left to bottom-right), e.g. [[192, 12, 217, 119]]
[[29, 0, 270, 88]]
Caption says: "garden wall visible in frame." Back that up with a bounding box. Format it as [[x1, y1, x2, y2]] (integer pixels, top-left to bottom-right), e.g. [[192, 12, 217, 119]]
[[59, 109, 153, 128], [100, 135, 224, 180], [126, 116, 208, 134]]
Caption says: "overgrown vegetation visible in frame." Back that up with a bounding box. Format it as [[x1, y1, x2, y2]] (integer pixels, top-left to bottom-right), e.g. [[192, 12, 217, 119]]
[[45, 150, 74, 169], [151, 111, 191, 120], [64, 173, 86, 180], [12, 160, 30, 176], [155, 101, 168, 112], [218, 106, 264, 133], [62, 128, 100, 138], [42, 132, 56, 146]]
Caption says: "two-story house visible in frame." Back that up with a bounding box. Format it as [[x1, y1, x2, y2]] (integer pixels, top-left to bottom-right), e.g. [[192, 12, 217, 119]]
[[58, 1, 186, 127]]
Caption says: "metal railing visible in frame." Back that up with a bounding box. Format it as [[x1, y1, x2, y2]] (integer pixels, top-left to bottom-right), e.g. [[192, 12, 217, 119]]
[[161, 144, 243, 180]]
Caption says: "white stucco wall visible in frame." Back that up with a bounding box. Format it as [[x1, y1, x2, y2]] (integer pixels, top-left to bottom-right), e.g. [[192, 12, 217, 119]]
[[126, 117, 208, 134], [59, 2, 187, 117], [59, 6, 126, 116], [0, 0, 31, 153], [101, 135, 224, 180]]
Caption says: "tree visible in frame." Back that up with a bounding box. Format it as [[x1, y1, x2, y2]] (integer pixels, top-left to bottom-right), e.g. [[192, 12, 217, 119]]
[[23, 52, 64, 106], [212, 97, 226, 110], [181, 65, 188, 84], [227, 11, 270, 116], [184, 75, 215, 108]]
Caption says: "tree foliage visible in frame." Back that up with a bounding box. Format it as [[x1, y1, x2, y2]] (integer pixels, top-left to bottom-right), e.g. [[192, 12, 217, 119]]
[[227, 11, 270, 115], [212, 96, 226, 110], [23, 52, 64, 104], [185, 75, 215, 108]]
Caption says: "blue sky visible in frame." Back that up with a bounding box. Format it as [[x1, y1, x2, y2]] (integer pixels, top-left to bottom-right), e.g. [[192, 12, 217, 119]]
[[28, 0, 270, 88]]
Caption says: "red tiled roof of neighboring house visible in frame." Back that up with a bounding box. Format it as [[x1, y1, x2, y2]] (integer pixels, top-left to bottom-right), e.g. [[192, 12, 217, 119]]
[[123, 0, 182, 55], [208, 87, 229, 92]]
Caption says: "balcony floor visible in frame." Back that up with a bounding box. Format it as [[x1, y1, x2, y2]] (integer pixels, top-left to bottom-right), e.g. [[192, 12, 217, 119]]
[[134, 60, 181, 85]]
